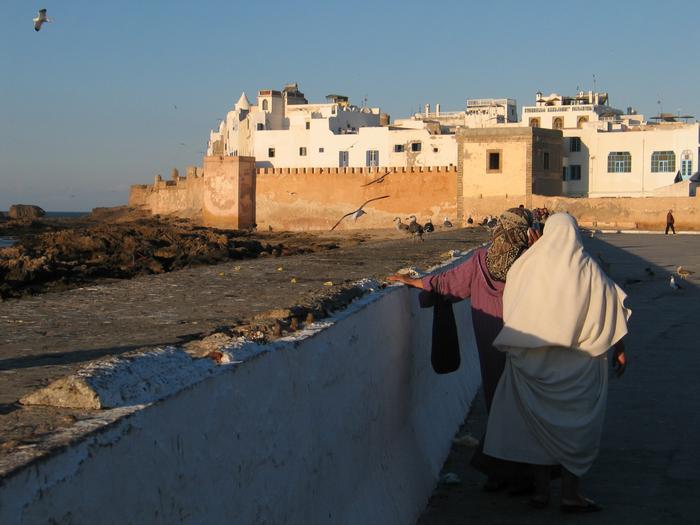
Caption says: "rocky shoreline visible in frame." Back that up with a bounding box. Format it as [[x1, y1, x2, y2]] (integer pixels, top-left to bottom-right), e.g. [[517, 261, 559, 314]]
[[0, 207, 368, 300]]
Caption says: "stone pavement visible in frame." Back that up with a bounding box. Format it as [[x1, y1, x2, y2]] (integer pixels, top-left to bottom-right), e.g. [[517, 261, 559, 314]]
[[417, 233, 700, 524], [0, 228, 488, 453]]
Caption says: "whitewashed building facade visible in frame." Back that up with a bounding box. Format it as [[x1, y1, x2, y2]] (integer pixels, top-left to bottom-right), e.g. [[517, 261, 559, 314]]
[[207, 84, 457, 168], [522, 91, 699, 197]]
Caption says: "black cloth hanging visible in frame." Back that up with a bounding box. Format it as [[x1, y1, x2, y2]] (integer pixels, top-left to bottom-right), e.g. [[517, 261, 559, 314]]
[[419, 290, 460, 374]]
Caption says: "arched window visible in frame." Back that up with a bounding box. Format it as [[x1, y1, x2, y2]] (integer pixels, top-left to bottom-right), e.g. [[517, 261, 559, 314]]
[[577, 116, 588, 128], [607, 151, 632, 173], [529, 117, 540, 128], [262, 99, 269, 111], [552, 117, 564, 129], [651, 151, 676, 173]]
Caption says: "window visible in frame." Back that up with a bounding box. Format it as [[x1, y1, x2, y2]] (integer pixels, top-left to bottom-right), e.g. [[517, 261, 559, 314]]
[[577, 116, 588, 128], [607, 151, 631, 173], [366, 150, 379, 167], [305, 122, 310, 130], [262, 99, 269, 111], [562, 167, 568, 180], [339, 151, 349, 167], [319, 147, 324, 153], [543, 151, 550, 170], [433, 147, 439, 153], [569, 165, 581, 180], [411, 142, 421, 152], [394, 144, 405, 153], [268, 147, 275, 158], [529, 117, 540, 128], [257, 123, 264, 131], [681, 151, 693, 178], [487, 150, 501, 172], [299, 147, 307, 156], [552, 117, 564, 130], [569, 137, 581, 152], [651, 151, 676, 173]]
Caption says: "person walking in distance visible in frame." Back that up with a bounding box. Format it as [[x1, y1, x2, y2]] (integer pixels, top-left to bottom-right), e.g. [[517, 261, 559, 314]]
[[665, 209, 676, 235]]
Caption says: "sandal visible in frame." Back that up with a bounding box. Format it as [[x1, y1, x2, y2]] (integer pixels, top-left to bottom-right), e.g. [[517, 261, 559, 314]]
[[560, 497, 602, 513]]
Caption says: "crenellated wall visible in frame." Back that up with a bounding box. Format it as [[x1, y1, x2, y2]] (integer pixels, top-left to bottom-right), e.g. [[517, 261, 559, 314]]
[[129, 156, 699, 231], [129, 162, 459, 231], [255, 166, 458, 230]]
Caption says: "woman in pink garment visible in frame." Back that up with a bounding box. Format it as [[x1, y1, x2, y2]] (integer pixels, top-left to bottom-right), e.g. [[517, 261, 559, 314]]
[[388, 207, 538, 489]]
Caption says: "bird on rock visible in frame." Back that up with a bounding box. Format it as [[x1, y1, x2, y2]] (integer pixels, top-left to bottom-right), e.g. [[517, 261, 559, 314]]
[[443, 217, 453, 228], [33, 9, 51, 31], [423, 218, 434, 233]]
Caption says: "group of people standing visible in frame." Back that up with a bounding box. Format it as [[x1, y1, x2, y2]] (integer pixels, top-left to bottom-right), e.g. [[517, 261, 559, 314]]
[[389, 208, 630, 513]]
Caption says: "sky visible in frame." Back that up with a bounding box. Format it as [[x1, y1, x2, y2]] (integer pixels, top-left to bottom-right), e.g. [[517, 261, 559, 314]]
[[1, 0, 698, 211]]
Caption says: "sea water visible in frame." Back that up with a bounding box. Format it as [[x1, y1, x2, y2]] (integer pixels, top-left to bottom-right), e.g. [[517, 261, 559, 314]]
[[0, 237, 15, 248]]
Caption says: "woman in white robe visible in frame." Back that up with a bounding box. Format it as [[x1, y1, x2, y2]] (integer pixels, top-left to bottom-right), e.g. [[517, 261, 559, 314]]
[[483, 213, 630, 512]]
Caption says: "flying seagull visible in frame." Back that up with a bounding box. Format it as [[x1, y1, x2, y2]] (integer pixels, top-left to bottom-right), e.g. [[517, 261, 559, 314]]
[[33, 9, 51, 32], [330, 195, 389, 231], [362, 172, 391, 187]]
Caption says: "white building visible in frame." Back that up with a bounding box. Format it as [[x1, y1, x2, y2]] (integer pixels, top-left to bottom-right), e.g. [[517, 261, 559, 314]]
[[404, 98, 518, 133], [207, 84, 457, 168], [522, 91, 699, 197]]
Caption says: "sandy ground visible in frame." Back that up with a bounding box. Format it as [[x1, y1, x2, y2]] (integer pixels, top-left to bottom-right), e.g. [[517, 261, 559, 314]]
[[417, 233, 700, 524]]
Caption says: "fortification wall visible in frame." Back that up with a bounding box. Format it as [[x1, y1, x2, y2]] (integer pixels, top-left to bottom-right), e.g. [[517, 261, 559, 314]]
[[0, 271, 481, 524], [255, 166, 458, 230], [462, 194, 700, 230]]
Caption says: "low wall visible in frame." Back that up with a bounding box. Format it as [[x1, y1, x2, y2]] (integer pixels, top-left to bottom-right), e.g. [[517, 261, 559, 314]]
[[462, 194, 700, 230], [256, 166, 458, 230], [0, 276, 481, 524]]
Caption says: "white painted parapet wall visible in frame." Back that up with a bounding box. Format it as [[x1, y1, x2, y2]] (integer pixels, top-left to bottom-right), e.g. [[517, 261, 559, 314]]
[[0, 277, 481, 524]]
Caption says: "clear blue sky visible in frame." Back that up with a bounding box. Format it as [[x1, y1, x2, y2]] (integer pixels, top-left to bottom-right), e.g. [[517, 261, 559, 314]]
[[1, 0, 698, 211]]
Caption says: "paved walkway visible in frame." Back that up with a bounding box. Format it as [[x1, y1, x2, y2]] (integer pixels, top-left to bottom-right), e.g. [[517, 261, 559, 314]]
[[417, 233, 700, 524]]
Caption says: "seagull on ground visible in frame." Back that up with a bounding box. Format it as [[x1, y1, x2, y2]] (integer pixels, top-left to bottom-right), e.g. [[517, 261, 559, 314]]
[[33, 9, 51, 32], [443, 217, 453, 228], [393, 217, 409, 232], [467, 215, 474, 225], [589, 230, 596, 238], [407, 215, 424, 241], [670, 275, 682, 290], [330, 195, 389, 231], [423, 218, 434, 233], [677, 266, 694, 279]]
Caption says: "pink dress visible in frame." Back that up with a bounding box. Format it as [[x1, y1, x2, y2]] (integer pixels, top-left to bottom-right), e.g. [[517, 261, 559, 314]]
[[421, 247, 505, 411]]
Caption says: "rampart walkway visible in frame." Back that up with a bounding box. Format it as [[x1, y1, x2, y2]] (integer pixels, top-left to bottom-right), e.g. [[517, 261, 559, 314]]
[[418, 233, 700, 524]]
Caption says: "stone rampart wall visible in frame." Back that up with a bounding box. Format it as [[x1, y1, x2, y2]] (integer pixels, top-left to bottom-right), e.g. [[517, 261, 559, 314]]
[[255, 166, 458, 230]]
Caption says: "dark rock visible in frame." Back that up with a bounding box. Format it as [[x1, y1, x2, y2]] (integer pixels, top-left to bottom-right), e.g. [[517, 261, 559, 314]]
[[8, 205, 45, 220]]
